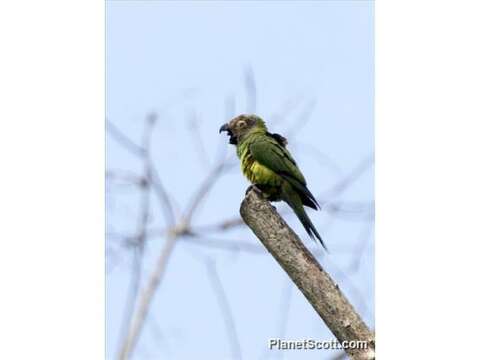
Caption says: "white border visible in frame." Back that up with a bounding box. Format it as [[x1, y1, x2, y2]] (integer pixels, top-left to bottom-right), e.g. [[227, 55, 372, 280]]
[[0, 1, 104, 358], [377, 1, 480, 358]]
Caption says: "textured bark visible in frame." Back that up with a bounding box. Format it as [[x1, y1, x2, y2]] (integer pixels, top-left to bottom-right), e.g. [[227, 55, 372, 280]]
[[240, 191, 375, 360]]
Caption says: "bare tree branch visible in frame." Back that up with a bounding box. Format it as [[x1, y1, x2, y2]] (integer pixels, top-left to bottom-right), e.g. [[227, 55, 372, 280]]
[[205, 258, 243, 360], [183, 234, 264, 254], [149, 166, 176, 227], [192, 216, 246, 233], [269, 94, 304, 127], [292, 142, 344, 179], [186, 109, 210, 167], [346, 223, 374, 273], [284, 98, 317, 138], [118, 235, 178, 360], [321, 154, 374, 199], [144, 313, 174, 358], [116, 115, 156, 357], [106, 170, 145, 186], [240, 190, 375, 360], [107, 119, 146, 157], [183, 159, 232, 225], [106, 117, 176, 228]]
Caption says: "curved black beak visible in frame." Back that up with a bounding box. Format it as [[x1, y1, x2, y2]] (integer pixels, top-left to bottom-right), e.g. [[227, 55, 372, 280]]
[[219, 123, 230, 134]]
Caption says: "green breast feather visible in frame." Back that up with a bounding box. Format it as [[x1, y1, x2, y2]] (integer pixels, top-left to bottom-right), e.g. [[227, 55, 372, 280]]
[[238, 136, 282, 186]]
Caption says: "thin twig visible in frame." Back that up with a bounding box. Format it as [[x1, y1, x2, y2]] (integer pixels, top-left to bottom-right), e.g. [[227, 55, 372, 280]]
[[269, 94, 304, 127], [106, 170, 145, 186], [187, 109, 210, 167], [107, 119, 146, 157], [182, 234, 264, 254], [275, 281, 293, 360], [107, 118, 176, 228], [292, 142, 345, 179], [192, 216, 246, 233], [144, 313, 174, 358], [284, 98, 317, 139], [320, 154, 374, 199], [205, 258, 243, 360], [116, 115, 156, 357], [118, 235, 178, 360], [183, 160, 229, 225], [149, 166, 176, 227], [346, 223, 374, 274]]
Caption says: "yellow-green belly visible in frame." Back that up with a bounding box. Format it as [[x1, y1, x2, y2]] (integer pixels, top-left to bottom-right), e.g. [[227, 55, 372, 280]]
[[240, 150, 280, 185]]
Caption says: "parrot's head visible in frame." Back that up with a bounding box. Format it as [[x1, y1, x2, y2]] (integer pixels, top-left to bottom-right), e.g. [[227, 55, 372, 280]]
[[219, 114, 267, 145]]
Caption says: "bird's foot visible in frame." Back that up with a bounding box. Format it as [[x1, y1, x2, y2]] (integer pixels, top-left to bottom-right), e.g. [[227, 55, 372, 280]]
[[245, 184, 264, 197]]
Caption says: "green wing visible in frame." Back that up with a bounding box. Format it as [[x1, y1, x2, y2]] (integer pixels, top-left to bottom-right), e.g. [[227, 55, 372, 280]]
[[249, 136, 320, 209], [250, 136, 305, 183]]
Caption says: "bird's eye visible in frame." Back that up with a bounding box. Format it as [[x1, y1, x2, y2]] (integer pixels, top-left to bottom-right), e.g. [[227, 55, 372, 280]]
[[237, 120, 246, 128]]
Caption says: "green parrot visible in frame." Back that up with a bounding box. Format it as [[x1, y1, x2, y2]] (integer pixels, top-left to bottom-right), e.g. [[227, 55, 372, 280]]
[[219, 114, 326, 250]]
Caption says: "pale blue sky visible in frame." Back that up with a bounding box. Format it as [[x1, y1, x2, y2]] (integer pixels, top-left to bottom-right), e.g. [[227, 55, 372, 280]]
[[107, 1, 374, 359]]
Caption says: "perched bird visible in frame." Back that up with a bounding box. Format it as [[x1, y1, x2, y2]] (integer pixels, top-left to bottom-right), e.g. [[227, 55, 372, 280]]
[[219, 114, 326, 250]]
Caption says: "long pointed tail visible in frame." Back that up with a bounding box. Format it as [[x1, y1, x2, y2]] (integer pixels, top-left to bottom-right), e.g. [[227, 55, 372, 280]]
[[282, 187, 328, 251]]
